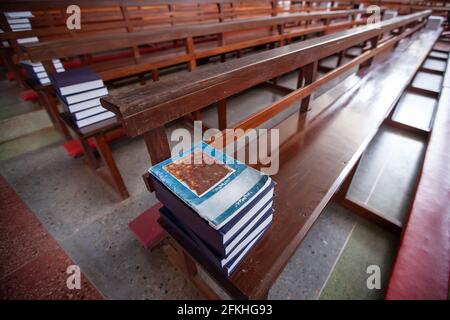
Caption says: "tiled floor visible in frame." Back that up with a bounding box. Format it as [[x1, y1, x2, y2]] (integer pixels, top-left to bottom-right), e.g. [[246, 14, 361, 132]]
[[0, 176, 102, 299], [0, 47, 432, 299]]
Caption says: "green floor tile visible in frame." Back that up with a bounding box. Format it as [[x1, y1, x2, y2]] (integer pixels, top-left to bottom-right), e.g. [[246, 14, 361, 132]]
[[0, 128, 63, 162], [319, 218, 399, 300]]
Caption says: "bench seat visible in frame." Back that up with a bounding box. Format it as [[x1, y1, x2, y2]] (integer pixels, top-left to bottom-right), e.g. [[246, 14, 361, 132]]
[[100, 12, 436, 298], [386, 86, 450, 300], [222, 28, 441, 299]]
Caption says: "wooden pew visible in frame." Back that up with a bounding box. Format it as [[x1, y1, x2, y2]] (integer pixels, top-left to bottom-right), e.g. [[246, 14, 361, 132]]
[[12, 9, 366, 200], [360, 0, 450, 16], [101, 11, 434, 298], [385, 35, 450, 300], [22, 9, 368, 80]]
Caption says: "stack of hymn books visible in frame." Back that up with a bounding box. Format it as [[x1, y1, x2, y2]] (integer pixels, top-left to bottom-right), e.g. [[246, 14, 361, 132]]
[[0, 11, 38, 45], [149, 141, 275, 277], [0, 11, 65, 85], [50, 67, 115, 128], [20, 59, 65, 86]]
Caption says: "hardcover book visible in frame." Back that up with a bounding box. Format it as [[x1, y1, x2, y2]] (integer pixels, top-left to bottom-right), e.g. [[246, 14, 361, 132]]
[[60, 87, 108, 105], [50, 67, 104, 96], [159, 206, 271, 277], [72, 106, 108, 121], [149, 141, 273, 230], [151, 176, 274, 257], [75, 111, 115, 128]]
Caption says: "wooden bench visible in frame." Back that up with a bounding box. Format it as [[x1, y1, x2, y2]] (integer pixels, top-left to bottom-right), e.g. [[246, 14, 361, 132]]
[[102, 11, 435, 299], [0, 0, 281, 85], [385, 35, 450, 300], [13, 9, 366, 200], [22, 9, 367, 80], [361, 0, 450, 16]]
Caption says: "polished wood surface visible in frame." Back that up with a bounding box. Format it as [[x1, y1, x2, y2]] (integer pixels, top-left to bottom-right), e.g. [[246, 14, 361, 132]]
[[102, 11, 437, 298], [386, 65, 450, 300], [102, 11, 431, 137], [22, 9, 366, 61]]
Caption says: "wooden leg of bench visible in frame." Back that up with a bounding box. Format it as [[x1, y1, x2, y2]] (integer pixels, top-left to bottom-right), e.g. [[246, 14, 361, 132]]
[[337, 50, 345, 67], [93, 133, 130, 200], [217, 99, 227, 131], [79, 137, 99, 169], [151, 69, 159, 81], [164, 240, 221, 300], [299, 61, 318, 113], [144, 126, 171, 165], [192, 110, 202, 121], [139, 74, 146, 85]]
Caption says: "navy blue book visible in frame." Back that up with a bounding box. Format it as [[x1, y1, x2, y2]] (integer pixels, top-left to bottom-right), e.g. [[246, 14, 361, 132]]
[[159, 206, 272, 277], [149, 141, 274, 228], [151, 176, 274, 258], [50, 67, 104, 96], [149, 141, 275, 258]]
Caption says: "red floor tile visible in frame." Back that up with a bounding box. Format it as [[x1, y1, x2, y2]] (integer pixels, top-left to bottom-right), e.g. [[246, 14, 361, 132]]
[[0, 175, 103, 300]]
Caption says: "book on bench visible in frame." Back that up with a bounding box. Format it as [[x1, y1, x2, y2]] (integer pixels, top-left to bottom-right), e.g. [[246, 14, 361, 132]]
[[50, 67, 115, 128], [149, 141, 275, 263], [50, 67, 104, 96], [3, 12, 39, 46], [20, 59, 65, 85], [159, 206, 271, 277]]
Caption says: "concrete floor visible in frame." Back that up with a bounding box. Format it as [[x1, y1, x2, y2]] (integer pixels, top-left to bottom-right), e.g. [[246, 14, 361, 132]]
[[0, 51, 430, 299]]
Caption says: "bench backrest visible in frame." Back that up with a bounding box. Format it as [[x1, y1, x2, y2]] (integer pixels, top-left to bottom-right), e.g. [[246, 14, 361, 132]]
[[0, 0, 356, 46], [101, 10, 431, 138], [21, 9, 367, 63], [101, 10, 434, 298]]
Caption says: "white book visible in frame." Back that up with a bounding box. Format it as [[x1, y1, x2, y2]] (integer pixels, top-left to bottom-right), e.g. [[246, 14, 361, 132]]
[[7, 18, 30, 24], [35, 71, 48, 79], [39, 77, 50, 85], [220, 206, 273, 267], [17, 37, 39, 44], [12, 27, 32, 32], [64, 87, 108, 105], [226, 216, 272, 275], [223, 195, 273, 255], [76, 111, 115, 128], [59, 79, 104, 96], [21, 60, 61, 68], [5, 12, 33, 19], [73, 106, 107, 120], [67, 98, 102, 113], [227, 229, 266, 275], [10, 23, 32, 30]]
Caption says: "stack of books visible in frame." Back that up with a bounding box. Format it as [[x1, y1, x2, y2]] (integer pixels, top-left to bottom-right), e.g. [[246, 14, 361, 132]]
[[1, 11, 38, 44], [50, 67, 115, 128], [149, 141, 275, 277], [20, 59, 65, 86], [1, 11, 65, 85]]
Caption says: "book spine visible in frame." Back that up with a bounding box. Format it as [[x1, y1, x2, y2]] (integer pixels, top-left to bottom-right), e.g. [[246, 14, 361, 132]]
[[151, 176, 226, 257]]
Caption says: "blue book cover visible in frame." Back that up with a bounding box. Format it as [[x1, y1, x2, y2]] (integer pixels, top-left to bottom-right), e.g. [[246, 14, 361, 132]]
[[149, 141, 272, 230], [50, 67, 104, 96]]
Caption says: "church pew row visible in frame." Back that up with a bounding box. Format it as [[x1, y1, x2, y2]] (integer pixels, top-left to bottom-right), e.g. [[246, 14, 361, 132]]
[[13, 10, 369, 200], [22, 9, 368, 82], [101, 11, 434, 298], [0, 0, 355, 47], [0, 0, 336, 89], [385, 36, 450, 300], [360, 0, 450, 16]]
